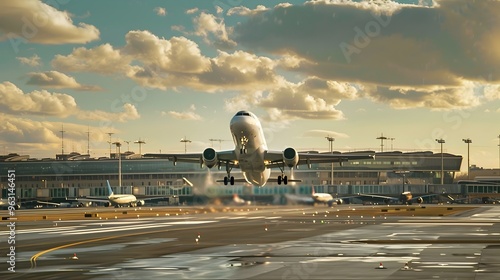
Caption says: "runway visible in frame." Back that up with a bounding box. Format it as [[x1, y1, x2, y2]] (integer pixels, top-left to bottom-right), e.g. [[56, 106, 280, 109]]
[[1, 204, 500, 279]]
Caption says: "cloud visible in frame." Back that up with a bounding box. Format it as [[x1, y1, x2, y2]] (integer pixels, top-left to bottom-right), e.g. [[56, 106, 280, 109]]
[[0, 81, 77, 117], [225, 77, 355, 120], [26, 71, 102, 91], [163, 104, 202, 121], [154, 7, 167, 16], [227, 5, 269, 16], [78, 103, 140, 122], [0, 81, 138, 122], [52, 43, 131, 74], [53, 30, 279, 92], [234, 0, 500, 109], [186, 8, 199, 14], [193, 12, 236, 49], [0, 0, 99, 44], [16, 54, 41, 66], [0, 113, 121, 157], [302, 130, 349, 139], [364, 82, 483, 110], [122, 31, 210, 74]]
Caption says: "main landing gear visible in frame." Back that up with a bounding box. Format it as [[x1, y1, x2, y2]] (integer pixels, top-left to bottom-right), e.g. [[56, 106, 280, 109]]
[[277, 164, 288, 185], [224, 163, 234, 185], [277, 174, 288, 185]]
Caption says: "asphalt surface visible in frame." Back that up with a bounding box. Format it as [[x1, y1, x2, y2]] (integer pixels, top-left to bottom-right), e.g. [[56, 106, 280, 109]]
[[1, 204, 500, 279]]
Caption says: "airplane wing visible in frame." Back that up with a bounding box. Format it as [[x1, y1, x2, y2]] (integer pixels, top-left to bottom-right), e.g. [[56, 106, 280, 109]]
[[355, 193, 400, 203], [73, 197, 109, 203], [264, 150, 374, 168], [144, 150, 239, 168]]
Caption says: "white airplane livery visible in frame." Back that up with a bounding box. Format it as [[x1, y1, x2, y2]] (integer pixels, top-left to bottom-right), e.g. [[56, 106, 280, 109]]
[[146, 111, 374, 187], [76, 181, 163, 207]]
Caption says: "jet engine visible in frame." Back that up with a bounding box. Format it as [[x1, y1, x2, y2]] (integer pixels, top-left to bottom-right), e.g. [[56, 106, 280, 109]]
[[136, 200, 145, 206], [104, 202, 111, 207], [283, 147, 299, 168], [202, 148, 218, 168]]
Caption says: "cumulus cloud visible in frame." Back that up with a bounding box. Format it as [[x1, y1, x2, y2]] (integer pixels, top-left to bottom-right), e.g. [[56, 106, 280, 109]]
[[234, 0, 500, 109], [163, 105, 202, 121], [225, 77, 356, 120], [16, 54, 41, 66], [227, 5, 269, 16], [0, 113, 118, 156], [53, 30, 279, 92], [0, 81, 138, 122], [0, 81, 77, 117], [0, 0, 99, 44], [26, 71, 102, 91], [122, 31, 210, 74], [52, 43, 131, 74], [193, 12, 236, 49], [154, 7, 167, 16]]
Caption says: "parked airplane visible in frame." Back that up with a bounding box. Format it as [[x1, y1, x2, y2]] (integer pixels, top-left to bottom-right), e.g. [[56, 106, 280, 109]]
[[34, 200, 92, 208], [284, 187, 344, 207], [75, 181, 165, 207], [231, 194, 251, 205], [0, 198, 19, 210], [355, 191, 442, 205], [145, 111, 373, 187]]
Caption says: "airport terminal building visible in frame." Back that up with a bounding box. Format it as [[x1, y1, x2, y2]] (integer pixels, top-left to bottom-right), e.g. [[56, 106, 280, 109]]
[[1, 150, 483, 204]]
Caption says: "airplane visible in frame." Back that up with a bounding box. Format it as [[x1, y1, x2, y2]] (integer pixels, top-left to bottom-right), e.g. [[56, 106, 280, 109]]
[[231, 194, 251, 205], [284, 187, 345, 207], [145, 110, 374, 187], [355, 191, 443, 205], [0, 198, 19, 210], [34, 200, 92, 208], [75, 181, 166, 207]]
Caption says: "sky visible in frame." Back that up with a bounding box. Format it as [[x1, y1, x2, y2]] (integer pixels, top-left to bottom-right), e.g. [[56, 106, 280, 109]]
[[0, 0, 499, 171]]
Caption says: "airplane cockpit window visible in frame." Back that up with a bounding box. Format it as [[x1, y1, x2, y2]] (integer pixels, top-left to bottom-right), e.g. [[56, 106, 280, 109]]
[[236, 111, 251, 117]]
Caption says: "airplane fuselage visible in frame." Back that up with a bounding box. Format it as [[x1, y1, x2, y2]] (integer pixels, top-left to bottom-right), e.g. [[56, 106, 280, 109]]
[[109, 194, 138, 206], [229, 111, 271, 186]]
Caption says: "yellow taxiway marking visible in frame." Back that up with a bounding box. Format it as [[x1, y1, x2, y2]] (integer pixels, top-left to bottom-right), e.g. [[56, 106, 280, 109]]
[[30, 228, 171, 269]]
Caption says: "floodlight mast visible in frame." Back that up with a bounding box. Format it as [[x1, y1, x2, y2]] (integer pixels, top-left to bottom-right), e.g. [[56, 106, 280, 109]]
[[326, 136, 335, 185], [462, 138, 472, 180], [180, 137, 191, 154], [113, 142, 122, 187], [436, 139, 445, 185]]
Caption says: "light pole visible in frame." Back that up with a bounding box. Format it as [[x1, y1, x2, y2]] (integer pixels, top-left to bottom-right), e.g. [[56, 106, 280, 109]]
[[498, 134, 500, 170], [113, 142, 122, 187], [389, 138, 395, 151], [180, 137, 191, 154], [326, 136, 335, 185], [107, 132, 114, 158], [376, 133, 387, 152], [124, 141, 130, 152], [60, 124, 65, 155], [462, 138, 472, 179], [134, 138, 146, 157], [435, 138, 445, 185]]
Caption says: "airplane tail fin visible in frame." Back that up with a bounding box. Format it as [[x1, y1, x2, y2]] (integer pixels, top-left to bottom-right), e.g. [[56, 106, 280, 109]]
[[106, 180, 114, 196], [312, 186, 315, 195]]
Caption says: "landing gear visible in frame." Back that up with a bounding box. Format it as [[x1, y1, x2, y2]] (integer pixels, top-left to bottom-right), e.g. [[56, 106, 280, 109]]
[[224, 176, 235, 185], [277, 163, 289, 185], [277, 175, 288, 185], [224, 162, 234, 185]]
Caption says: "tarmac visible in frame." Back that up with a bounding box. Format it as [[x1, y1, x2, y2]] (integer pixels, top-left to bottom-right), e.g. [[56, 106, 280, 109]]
[[1, 204, 500, 279]]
